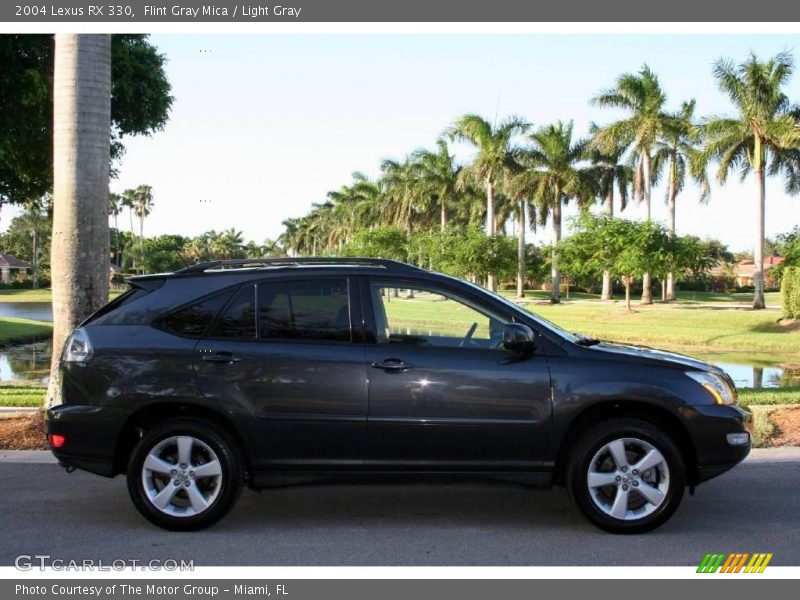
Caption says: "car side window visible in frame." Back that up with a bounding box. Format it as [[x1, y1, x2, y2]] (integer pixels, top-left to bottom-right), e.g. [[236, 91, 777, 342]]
[[158, 289, 235, 338], [370, 284, 504, 350], [209, 284, 257, 339], [258, 279, 351, 342]]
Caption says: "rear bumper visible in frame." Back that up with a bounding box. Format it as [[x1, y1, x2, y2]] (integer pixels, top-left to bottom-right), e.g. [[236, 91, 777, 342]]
[[45, 404, 126, 477], [680, 404, 751, 484]]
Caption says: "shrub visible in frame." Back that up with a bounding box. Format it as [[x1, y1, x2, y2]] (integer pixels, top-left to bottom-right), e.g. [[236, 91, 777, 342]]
[[781, 267, 800, 319]]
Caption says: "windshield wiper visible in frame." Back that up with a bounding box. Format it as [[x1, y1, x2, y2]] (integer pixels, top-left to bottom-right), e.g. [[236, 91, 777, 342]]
[[575, 335, 602, 347]]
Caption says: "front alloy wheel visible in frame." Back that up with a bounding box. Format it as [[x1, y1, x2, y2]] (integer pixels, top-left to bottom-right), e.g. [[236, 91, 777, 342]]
[[568, 419, 686, 533]]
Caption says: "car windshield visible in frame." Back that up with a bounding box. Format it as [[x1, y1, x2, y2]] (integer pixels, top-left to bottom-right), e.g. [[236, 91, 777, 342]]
[[458, 279, 579, 344]]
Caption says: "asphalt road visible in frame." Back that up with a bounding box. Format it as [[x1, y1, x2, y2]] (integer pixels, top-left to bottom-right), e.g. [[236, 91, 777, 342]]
[[1, 456, 798, 566]]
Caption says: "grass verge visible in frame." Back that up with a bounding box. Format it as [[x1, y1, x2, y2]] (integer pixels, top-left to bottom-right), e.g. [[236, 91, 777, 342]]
[[0, 317, 52, 346]]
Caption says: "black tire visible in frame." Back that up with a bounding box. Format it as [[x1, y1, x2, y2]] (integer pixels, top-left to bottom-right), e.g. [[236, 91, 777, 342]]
[[126, 418, 243, 531], [567, 418, 686, 534]]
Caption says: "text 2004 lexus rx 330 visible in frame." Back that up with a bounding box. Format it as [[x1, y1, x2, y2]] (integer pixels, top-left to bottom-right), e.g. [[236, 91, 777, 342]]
[[46, 257, 750, 532]]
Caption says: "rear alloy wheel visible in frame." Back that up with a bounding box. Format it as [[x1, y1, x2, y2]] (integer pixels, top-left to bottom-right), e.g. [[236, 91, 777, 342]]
[[568, 419, 685, 533], [127, 419, 243, 530]]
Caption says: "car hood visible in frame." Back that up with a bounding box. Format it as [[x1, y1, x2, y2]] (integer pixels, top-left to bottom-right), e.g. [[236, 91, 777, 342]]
[[584, 341, 721, 372]]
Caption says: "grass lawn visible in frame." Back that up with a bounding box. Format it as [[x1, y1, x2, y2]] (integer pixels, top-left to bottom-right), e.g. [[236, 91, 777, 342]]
[[0, 317, 52, 346], [498, 289, 780, 305], [523, 302, 797, 355], [738, 386, 800, 406], [0, 385, 45, 407], [0, 288, 123, 303]]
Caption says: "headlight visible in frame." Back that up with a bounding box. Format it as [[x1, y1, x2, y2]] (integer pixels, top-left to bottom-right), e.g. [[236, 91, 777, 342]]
[[62, 328, 93, 363], [686, 371, 736, 405]]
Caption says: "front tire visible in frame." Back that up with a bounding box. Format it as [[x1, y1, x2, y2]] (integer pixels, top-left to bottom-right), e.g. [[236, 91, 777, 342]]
[[567, 418, 686, 534], [126, 419, 243, 531]]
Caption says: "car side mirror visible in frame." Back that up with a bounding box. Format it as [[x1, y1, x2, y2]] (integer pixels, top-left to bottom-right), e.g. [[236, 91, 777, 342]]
[[502, 323, 536, 354]]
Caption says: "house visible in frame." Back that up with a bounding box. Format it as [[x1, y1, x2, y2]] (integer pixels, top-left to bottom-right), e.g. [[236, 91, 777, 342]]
[[0, 254, 31, 283], [733, 256, 784, 288]]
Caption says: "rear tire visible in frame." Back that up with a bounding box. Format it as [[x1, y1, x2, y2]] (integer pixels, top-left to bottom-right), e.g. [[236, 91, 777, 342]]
[[126, 418, 243, 531], [567, 418, 685, 534]]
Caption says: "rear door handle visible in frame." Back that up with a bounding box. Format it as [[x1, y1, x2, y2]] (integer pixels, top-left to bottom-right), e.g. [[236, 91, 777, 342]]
[[201, 351, 241, 365], [371, 358, 412, 372]]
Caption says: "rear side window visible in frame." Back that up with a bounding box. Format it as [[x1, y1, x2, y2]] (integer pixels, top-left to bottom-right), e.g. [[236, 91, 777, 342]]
[[258, 279, 350, 342], [159, 289, 234, 338], [209, 285, 257, 339]]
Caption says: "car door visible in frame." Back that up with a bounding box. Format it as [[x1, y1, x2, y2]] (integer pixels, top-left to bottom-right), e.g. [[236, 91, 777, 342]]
[[363, 278, 552, 469], [194, 277, 367, 469]]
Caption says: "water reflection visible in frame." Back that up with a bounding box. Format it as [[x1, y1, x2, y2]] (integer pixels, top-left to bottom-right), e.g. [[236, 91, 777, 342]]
[[0, 302, 53, 322], [0, 341, 51, 383]]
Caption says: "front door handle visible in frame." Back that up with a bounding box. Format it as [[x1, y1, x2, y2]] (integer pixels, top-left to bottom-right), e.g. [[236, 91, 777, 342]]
[[371, 358, 412, 372], [201, 351, 241, 365]]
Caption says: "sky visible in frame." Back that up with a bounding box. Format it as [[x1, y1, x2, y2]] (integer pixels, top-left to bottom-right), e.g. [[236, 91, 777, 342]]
[[10, 33, 800, 251]]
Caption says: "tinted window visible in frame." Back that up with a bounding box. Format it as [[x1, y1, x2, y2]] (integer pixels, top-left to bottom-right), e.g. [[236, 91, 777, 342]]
[[159, 289, 234, 338], [210, 285, 257, 339], [258, 280, 351, 342]]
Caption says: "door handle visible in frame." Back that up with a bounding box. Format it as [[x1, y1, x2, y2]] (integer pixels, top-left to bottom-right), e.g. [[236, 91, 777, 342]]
[[371, 358, 412, 372], [201, 351, 241, 365]]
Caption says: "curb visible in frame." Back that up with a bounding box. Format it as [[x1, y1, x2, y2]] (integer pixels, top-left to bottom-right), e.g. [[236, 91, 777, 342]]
[[0, 447, 798, 465]]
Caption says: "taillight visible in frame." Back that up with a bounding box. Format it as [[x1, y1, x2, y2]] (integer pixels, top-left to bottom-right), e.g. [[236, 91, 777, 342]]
[[62, 328, 93, 363], [49, 434, 66, 448]]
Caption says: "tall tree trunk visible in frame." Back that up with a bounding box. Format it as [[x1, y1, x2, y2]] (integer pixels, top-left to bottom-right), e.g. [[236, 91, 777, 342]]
[[624, 277, 632, 311], [440, 200, 447, 233], [516, 200, 526, 299], [551, 193, 562, 304], [139, 214, 144, 273], [666, 165, 677, 301], [486, 177, 497, 292], [753, 163, 766, 309], [641, 152, 653, 305], [31, 229, 38, 289], [601, 188, 614, 300], [47, 34, 111, 408], [129, 207, 136, 271]]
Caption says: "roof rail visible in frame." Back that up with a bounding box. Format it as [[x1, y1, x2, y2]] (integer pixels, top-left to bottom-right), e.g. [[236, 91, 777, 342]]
[[175, 256, 423, 275]]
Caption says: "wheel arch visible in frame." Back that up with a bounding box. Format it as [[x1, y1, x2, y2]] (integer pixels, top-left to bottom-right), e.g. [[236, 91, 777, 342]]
[[552, 400, 698, 486], [112, 402, 254, 481]]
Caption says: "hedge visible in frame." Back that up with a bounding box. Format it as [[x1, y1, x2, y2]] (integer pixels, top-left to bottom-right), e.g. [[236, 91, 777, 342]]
[[781, 266, 800, 319]]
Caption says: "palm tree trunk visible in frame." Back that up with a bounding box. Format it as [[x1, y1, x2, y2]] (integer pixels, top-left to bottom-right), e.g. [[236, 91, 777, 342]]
[[516, 200, 526, 299], [139, 214, 144, 274], [753, 163, 767, 309], [129, 207, 136, 272], [551, 193, 562, 304], [440, 200, 447, 232], [486, 177, 497, 292], [624, 277, 632, 311], [47, 34, 111, 408], [641, 152, 653, 305], [666, 166, 677, 301], [601, 189, 613, 300], [114, 213, 120, 266]]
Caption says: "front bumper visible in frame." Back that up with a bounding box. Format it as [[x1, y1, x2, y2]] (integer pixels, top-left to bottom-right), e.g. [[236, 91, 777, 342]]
[[679, 403, 751, 484], [45, 404, 126, 477]]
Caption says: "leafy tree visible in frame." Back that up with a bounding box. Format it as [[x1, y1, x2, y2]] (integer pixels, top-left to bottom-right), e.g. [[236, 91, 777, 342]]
[[519, 120, 595, 303], [342, 226, 409, 262], [651, 100, 710, 300], [592, 65, 676, 304], [140, 235, 189, 274], [446, 114, 529, 291], [0, 34, 172, 205], [704, 51, 800, 309]]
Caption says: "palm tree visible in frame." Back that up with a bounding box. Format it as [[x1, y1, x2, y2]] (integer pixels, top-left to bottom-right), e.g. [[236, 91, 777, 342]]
[[592, 65, 674, 304], [108, 192, 122, 266], [17, 200, 50, 289], [48, 34, 112, 407], [212, 228, 244, 259], [132, 184, 153, 271], [411, 139, 462, 232], [523, 121, 595, 303], [120, 188, 136, 270], [652, 100, 710, 300], [704, 51, 800, 309], [588, 134, 632, 300], [447, 114, 529, 291]]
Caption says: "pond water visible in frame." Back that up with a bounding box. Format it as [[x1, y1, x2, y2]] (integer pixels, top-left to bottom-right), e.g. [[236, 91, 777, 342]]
[[0, 339, 796, 389], [0, 302, 53, 322]]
